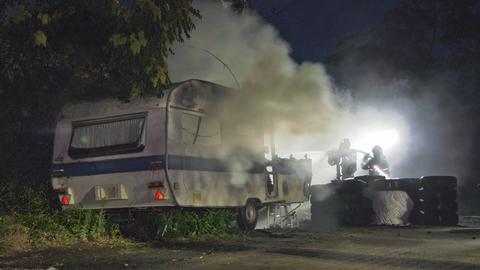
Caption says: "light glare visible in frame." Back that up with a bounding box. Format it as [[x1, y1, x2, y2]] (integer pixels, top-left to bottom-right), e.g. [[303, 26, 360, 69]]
[[354, 129, 400, 154]]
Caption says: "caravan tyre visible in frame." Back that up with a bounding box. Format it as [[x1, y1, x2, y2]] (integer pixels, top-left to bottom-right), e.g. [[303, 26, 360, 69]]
[[238, 200, 258, 230]]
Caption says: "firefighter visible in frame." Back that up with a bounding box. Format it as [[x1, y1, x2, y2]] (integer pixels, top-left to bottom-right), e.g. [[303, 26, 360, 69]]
[[328, 139, 357, 180], [361, 145, 390, 176]]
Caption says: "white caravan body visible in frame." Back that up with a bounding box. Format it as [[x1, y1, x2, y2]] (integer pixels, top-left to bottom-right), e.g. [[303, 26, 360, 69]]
[[51, 80, 311, 210]]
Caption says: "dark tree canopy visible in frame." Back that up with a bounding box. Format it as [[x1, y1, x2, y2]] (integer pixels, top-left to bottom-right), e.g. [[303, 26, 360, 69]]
[[1, 0, 199, 99], [0, 0, 199, 189]]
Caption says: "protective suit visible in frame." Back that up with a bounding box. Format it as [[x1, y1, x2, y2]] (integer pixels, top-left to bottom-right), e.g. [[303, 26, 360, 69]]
[[328, 139, 357, 180], [361, 145, 390, 176]]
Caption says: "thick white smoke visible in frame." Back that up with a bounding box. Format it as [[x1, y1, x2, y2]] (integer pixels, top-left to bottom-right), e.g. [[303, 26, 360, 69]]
[[168, 1, 410, 184]]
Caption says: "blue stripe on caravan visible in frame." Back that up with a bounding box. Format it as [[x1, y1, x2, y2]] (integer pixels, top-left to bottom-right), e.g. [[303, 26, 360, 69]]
[[168, 156, 228, 172], [51, 155, 165, 177], [168, 155, 265, 173], [52, 155, 265, 177]]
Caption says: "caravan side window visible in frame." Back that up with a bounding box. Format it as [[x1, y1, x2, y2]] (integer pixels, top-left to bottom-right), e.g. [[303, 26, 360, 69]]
[[69, 113, 146, 158], [181, 113, 221, 146]]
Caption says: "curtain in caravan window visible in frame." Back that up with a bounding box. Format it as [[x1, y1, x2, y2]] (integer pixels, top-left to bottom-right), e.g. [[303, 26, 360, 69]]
[[69, 116, 145, 157]]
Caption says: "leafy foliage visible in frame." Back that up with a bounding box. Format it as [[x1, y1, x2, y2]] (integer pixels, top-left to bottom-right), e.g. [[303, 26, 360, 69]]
[[0, 186, 120, 252], [1, 185, 235, 252], [217, 0, 251, 14], [1, 0, 199, 98], [0, 0, 199, 194], [17, 209, 117, 243]]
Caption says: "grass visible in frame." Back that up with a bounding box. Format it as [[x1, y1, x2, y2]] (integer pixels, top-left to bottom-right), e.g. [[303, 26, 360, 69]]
[[0, 209, 122, 254], [119, 209, 237, 241], [0, 186, 239, 254]]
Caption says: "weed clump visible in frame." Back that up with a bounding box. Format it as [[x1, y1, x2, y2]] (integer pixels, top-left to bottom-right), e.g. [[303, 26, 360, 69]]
[[0, 186, 120, 252], [18, 209, 120, 242], [118, 209, 236, 241], [0, 186, 237, 252]]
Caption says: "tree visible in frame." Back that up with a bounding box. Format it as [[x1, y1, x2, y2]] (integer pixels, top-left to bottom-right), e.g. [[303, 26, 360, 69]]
[[0, 0, 199, 189], [217, 0, 251, 13], [1, 0, 199, 98]]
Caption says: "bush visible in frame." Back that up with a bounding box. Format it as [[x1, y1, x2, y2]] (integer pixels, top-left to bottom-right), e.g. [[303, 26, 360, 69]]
[[18, 209, 119, 243], [0, 184, 51, 215], [0, 185, 119, 251], [0, 184, 237, 251]]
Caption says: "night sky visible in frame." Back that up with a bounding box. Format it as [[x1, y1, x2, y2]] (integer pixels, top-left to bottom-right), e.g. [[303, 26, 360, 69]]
[[251, 0, 399, 62]]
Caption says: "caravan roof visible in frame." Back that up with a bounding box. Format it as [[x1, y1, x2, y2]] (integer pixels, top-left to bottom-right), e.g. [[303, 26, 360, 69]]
[[59, 79, 233, 120]]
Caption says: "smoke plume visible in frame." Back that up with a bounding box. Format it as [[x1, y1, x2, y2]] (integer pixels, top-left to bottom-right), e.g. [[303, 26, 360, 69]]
[[167, 1, 470, 185]]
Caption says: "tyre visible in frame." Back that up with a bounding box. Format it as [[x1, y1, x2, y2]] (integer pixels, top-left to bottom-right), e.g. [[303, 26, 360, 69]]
[[425, 190, 457, 202], [397, 178, 421, 191], [410, 205, 443, 225], [409, 209, 422, 224], [339, 193, 365, 203], [310, 184, 335, 203], [411, 211, 441, 225], [237, 199, 258, 230], [333, 180, 373, 226], [311, 193, 342, 226], [440, 214, 459, 226], [407, 193, 424, 205], [439, 189, 457, 202], [310, 202, 322, 224], [354, 175, 385, 184], [341, 195, 373, 226], [338, 180, 368, 193], [424, 214, 441, 225], [344, 207, 373, 226], [421, 176, 457, 189], [439, 201, 458, 214], [372, 179, 400, 191], [311, 203, 340, 226]]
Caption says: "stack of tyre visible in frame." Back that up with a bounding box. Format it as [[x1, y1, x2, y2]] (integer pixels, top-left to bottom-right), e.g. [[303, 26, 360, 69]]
[[310, 183, 338, 226], [408, 176, 458, 225], [310, 180, 374, 226]]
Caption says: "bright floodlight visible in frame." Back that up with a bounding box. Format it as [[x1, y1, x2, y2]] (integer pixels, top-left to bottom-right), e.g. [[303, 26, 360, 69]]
[[355, 128, 400, 153], [372, 129, 399, 149]]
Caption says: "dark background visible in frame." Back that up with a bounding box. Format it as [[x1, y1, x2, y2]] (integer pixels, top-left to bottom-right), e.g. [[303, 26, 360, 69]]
[[251, 0, 399, 62]]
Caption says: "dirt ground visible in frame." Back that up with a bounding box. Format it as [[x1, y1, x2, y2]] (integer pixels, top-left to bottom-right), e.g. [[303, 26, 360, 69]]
[[2, 221, 480, 270]]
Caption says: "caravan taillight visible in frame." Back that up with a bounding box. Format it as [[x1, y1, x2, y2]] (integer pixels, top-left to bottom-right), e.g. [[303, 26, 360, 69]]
[[154, 190, 165, 201], [61, 195, 70, 206]]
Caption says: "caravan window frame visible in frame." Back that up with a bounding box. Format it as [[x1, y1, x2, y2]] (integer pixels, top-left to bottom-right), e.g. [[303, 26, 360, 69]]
[[180, 112, 221, 146], [68, 112, 147, 159]]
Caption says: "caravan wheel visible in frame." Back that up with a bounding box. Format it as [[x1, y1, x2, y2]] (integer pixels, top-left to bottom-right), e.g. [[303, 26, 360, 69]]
[[238, 200, 258, 230]]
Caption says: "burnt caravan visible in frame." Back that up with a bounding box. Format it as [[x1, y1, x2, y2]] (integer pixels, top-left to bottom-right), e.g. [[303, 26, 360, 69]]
[[51, 79, 311, 230]]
